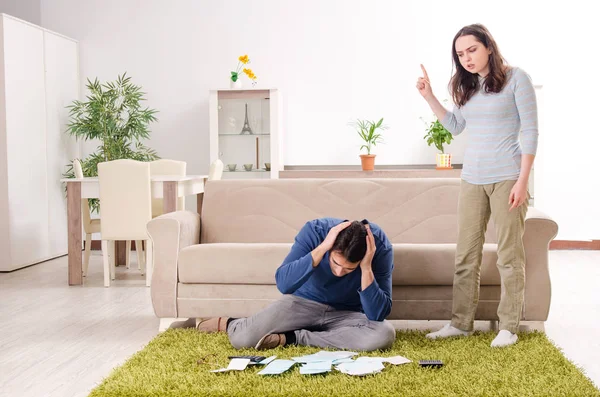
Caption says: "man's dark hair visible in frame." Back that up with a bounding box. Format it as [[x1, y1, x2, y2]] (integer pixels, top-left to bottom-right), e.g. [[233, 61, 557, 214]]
[[331, 221, 367, 263]]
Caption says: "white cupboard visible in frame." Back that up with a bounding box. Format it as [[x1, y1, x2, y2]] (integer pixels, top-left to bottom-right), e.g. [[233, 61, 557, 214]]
[[0, 14, 79, 271]]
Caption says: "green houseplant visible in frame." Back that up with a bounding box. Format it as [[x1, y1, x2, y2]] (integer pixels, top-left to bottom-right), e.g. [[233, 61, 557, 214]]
[[423, 119, 454, 169], [63, 73, 160, 212], [351, 118, 387, 171]]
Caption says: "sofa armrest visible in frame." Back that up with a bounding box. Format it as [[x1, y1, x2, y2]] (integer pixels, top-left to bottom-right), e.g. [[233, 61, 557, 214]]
[[523, 207, 559, 321], [146, 210, 200, 318]]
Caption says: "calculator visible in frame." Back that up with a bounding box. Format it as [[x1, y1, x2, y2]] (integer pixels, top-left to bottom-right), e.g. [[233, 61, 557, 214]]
[[418, 360, 443, 368]]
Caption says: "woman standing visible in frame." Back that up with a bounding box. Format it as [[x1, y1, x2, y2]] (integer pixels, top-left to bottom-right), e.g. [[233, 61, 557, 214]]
[[416, 24, 538, 347]]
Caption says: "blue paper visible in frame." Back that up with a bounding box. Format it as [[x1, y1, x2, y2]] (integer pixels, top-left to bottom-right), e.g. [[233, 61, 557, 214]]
[[300, 361, 332, 375], [257, 359, 297, 375], [332, 357, 355, 365], [292, 350, 357, 363]]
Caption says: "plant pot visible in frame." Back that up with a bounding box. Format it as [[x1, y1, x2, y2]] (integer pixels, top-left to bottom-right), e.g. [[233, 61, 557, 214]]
[[436, 153, 453, 170], [230, 79, 242, 89], [360, 154, 376, 171]]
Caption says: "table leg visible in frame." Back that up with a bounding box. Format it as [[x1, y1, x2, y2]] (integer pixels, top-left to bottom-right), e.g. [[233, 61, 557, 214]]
[[116, 241, 127, 266], [196, 177, 207, 216], [67, 182, 82, 285], [163, 181, 177, 214], [196, 192, 204, 216]]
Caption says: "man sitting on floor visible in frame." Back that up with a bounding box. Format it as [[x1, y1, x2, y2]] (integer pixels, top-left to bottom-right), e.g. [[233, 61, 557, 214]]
[[196, 217, 396, 351]]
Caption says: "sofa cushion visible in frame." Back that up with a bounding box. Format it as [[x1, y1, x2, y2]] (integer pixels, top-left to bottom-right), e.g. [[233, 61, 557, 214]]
[[393, 243, 500, 285], [178, 243, 501, 286], [178, 243, 291, 284], [200, 179, 498, 244]]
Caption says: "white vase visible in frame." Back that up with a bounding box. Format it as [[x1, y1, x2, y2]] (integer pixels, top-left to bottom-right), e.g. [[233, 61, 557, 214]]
[[436, 153, 453, 169], [230, 79, 242, 89]]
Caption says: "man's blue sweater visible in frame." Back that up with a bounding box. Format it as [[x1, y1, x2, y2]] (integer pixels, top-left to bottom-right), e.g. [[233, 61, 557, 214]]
[[275, 218, 393, 321]]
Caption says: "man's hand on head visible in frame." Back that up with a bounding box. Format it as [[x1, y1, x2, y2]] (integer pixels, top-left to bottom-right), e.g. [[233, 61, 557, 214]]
[[321, 221, 352, 252], [310, 221, 351, 268], [359, 224, 376, 291], [359, 225, 376, 271]]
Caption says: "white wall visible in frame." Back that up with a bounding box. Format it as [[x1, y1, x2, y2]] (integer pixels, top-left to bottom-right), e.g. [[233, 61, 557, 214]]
[[0, 0, 40, 25], [531, 4, 600, 241], [40, 0, 599, 240]]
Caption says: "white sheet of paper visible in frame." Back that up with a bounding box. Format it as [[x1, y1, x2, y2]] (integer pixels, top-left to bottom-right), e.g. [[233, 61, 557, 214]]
[[228, 358, 251, 370], [210, 358, 250, 373], [336, 361, 385, 376], [352, 356, 412, 365], [257, 356, 277, 365], [257, 359, 297, 375], [385, 356, 412, 365], [354, 356, 385, 363]]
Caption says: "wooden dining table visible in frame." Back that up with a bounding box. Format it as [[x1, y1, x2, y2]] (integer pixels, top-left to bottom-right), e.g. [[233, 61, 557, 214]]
[[60, 175, 208, 285]]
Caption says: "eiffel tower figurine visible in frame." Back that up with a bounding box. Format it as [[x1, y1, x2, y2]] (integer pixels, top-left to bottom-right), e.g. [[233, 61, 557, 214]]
[[240, 103, 254, 135]]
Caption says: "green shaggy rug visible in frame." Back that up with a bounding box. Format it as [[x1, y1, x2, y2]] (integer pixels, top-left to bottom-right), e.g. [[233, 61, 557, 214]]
[[89, 329, 599, 397]]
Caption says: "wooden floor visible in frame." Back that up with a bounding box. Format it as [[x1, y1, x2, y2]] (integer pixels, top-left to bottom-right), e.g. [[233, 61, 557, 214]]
[[0, 251, 599, 396]]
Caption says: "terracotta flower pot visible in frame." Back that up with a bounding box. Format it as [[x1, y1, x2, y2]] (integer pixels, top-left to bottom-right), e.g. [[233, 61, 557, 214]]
[[360, 154, 376, 171]]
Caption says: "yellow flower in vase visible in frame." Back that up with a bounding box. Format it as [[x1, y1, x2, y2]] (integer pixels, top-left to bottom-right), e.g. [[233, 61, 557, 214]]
[[243, 68, 258, 86], [230, 55, 258, 87]]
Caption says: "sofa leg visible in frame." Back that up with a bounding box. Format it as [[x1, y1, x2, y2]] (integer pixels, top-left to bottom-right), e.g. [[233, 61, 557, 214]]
[[158, 317, 196, 332]]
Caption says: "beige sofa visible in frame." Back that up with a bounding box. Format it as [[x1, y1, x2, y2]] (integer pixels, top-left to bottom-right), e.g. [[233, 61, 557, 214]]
[[147, 178, 558, 331]]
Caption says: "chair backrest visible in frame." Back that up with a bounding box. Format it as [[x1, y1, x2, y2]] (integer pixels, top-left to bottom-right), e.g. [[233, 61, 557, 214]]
[[73, 159, 93, 231], [149, 159, 186, 217], [98, 159, 152, 241], [208, 159, 224, 181]]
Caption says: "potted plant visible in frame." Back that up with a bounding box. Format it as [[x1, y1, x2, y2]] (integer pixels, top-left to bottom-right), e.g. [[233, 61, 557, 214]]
[[62, 73, 160, 212], [351, 118, 387, 171], [423, 119, 454, 169]]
